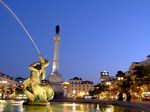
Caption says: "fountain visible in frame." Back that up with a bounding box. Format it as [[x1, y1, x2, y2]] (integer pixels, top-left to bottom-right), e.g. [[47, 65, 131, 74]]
[[0, 0, 54, 105], [23, 56, 54, 105]]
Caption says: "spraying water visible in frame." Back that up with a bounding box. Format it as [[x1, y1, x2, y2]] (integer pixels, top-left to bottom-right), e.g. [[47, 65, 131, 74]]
[[0, 0, 41, 55]]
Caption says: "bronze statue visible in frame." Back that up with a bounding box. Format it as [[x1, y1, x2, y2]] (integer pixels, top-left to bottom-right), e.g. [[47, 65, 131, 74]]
[[23, 56, 54, 103], [56, 25, 60, 34]]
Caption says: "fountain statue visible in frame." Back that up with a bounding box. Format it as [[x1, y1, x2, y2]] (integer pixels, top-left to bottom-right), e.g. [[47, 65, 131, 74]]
[[23, 56, 54, 105], [0, 0, 54, 105]]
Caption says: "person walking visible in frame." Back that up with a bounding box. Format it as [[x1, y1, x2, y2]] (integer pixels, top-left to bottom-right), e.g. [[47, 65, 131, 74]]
[[126, 92, 131, 102], [118, 92, 123, 101]]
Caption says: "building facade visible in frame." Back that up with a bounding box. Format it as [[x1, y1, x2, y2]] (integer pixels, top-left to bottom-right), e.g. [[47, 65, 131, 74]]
[[62, 77, 94, 98], [100, 71, 109, 82], [0, 72, 17, 88], [0, 72, 17, 97]]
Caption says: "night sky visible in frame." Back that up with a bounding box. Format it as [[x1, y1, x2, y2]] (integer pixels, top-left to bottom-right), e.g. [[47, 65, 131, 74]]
[[0, 0, 150, 84]]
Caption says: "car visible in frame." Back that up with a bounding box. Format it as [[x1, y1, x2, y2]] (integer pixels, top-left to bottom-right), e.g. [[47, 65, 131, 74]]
[[84, 95, 92, 99], [142, 96, 150, 101]]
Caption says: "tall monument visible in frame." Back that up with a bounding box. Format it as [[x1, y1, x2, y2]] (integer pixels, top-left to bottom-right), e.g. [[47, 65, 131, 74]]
[[49, 25, 63, 98]]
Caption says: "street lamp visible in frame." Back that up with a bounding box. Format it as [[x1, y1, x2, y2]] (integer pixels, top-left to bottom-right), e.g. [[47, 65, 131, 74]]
[[106, 81, 111, 85], [117, 77, 124, 81]]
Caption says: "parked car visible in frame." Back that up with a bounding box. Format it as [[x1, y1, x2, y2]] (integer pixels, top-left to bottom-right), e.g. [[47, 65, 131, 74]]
[[142, 96, 150, 101], [84, 95, 93, 99]]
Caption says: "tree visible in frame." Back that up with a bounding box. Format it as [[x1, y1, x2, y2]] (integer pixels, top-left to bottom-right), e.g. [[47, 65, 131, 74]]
[[15, 85, 23, 95], [122, 76, 133, 92], [144, 65, 150, 91], [116, 71, 125, 92], [134, 65, 150, 91], [116, 71, 125, 77], [134, 66, 146, 86], [89, 84, 109, 96]]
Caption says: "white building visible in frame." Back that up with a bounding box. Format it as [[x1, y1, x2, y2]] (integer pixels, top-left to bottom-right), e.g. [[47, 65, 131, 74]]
[[0, 72, 17, 88], [62, 77, 94, 98]]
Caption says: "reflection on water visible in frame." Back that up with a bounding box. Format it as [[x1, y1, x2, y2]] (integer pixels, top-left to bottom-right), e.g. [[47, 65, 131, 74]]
[[0, 100, 144, 112], [72, 103, 76, 112], [24, 105, 52, 112]]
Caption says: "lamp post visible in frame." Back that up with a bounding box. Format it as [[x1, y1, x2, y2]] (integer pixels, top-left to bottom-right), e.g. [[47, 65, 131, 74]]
[[117, 77, 124, 81], [117, 76, 124, 92]]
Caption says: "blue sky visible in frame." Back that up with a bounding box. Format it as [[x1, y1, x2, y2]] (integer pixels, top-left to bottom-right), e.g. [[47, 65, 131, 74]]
[[0, 0, 150, 84]]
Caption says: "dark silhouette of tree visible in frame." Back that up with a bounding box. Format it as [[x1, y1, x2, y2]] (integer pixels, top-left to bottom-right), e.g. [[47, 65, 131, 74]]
[[134, 65, 150, 91], [89, 84, 109, 96], [116, 71, 125, 92], [122, 76, 133, 92], [144, 65, 150, 91], [116, 71, 125, 77], [15, 85, 23, 95]]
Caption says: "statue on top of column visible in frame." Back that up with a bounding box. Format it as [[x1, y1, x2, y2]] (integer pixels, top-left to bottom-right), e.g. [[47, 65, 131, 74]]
[[56, 25, 60, 34]]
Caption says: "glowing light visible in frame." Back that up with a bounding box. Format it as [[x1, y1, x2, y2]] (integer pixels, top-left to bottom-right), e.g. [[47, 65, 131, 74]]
[[72, 103, 76, 112], [79, 92, 85, 96], [96, 104, 100, 111], [0, 81, 7, 83], [73, 90, 76, 94], [62, 81, 70, 85], [106, 82, 111, 85], [118, 77, 124, 80]]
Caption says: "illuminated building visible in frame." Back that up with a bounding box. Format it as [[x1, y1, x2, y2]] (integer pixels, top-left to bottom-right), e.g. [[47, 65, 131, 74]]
[[0, 72, 17, 88], [0, 72, 17, 97], [63, 77, 94, 98], [100, 70, 109, 82]]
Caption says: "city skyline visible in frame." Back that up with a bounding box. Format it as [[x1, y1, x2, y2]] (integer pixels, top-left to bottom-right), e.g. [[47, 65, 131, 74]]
[[1, 0, 150, 84]]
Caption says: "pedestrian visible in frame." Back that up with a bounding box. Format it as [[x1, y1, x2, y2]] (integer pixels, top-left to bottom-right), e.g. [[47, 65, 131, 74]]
[[118, 92, 123, 101], [126, 92, 131, 102], [1, 92, 4, 100]]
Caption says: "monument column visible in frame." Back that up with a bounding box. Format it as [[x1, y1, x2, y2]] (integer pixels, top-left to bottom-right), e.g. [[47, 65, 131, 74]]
[[52, 30, 60, 73], [49, 25, 63, 98]]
